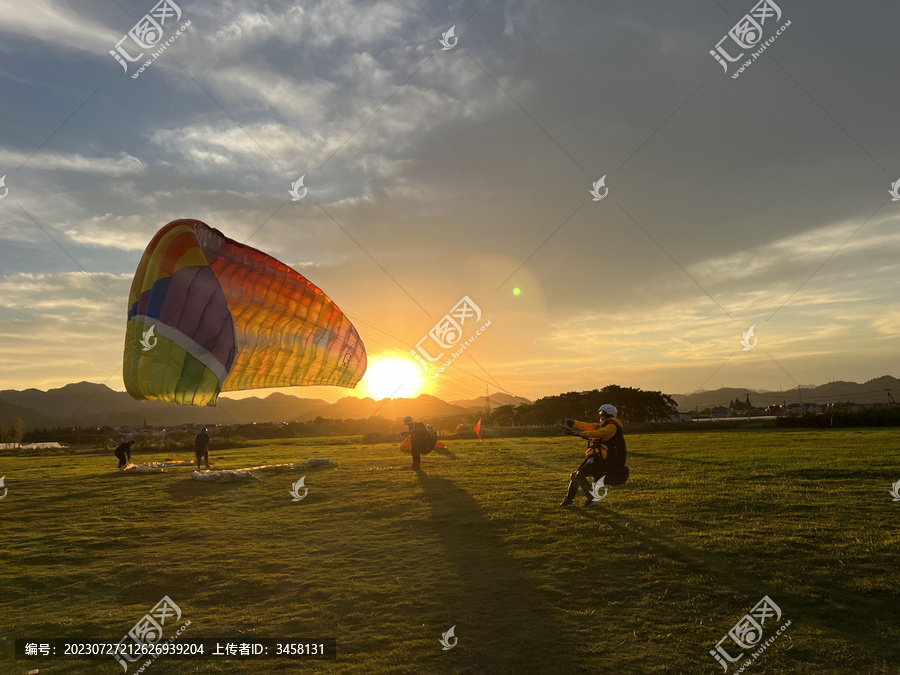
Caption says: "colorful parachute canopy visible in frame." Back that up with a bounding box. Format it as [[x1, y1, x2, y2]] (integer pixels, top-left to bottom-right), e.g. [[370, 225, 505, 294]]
[[124, 219, 367, 406]]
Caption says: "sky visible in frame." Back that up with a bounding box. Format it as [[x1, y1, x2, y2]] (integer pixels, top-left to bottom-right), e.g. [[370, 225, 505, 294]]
[[1, 0, 899, 405]]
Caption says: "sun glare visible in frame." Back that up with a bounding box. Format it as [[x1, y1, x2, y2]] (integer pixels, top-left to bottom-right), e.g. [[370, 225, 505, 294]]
[[362, 356, 426, 399]]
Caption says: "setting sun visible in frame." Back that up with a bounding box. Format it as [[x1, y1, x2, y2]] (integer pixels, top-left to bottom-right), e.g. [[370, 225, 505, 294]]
[[360, 356, 426, 399]]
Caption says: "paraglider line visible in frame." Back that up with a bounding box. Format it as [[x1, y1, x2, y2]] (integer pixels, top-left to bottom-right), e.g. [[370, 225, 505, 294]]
[[711, 0, 733, 18], [616, 202, 734, 320], [108, 0, 133, 18], [763, 351, 800, 388], [17, 84, 104, 171], [316, 202, 432, 317], [617, 84, 702, 172], [350, 382, 407, 435], [765, 202, 884, 322], [409, 0, 435, 20], [245, 201, 288, 244], [497, 203, 584, 289], [168, 58, 289, 173], [58, 365, 123, 427], [469, 356, 507, 393], [768, 57, 885, 172], [15, 202, 126, 313], [692, 352, 735, 393], [318, 54, 434, 171], [466, 52, 585, 172], [464, 0, 493, 22]]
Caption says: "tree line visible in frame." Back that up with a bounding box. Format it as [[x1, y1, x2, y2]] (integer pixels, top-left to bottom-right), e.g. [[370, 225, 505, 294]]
[[487, 386, 678, 426]]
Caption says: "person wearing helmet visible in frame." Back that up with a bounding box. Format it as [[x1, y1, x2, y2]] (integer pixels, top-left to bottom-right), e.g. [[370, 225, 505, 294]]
[[195, 427, 211, 469], [399, 415, 433, 469], [559, 404, 628, 507]]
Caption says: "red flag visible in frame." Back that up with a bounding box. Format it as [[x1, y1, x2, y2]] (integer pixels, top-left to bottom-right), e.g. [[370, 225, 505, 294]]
[[474, 418, 483, 441]]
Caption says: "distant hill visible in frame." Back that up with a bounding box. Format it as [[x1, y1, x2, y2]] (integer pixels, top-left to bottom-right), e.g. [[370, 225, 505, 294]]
[[674, 376, 900, 410], [5, 377, 895, 428], [449, 392, 531, 410], [0, 398, 58, 429], [0, 383, 522, 429]]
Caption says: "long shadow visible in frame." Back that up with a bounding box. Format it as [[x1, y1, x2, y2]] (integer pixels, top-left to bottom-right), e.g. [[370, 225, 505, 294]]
[[415, 473, 582, 672], [632, 451, 729, 467], [587, 504, 898, 663], [159, 463, 339, 503], [431, 447, 458, 460]]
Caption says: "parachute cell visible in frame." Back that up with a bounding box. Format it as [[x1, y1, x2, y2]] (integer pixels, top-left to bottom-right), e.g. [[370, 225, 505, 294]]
[[124, 219, 367, 405]]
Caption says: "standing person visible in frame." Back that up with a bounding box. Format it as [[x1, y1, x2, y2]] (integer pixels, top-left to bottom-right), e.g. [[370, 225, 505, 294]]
[[114, 440, 135, 469], [559, 404, 629, 508], [400, 416, 434, 469], [195, 427, 211, 468]]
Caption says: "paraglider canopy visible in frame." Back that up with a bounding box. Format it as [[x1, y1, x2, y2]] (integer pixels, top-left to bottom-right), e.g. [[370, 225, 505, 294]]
[[124, 219, 367, 406]]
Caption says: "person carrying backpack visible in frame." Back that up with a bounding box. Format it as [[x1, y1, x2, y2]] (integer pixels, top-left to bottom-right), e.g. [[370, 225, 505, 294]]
[[559, 404, 629, 508], [400, 416, 436, 469]]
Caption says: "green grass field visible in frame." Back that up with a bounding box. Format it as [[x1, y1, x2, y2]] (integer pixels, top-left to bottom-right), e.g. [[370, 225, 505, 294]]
[[1, 429, 898, 674]]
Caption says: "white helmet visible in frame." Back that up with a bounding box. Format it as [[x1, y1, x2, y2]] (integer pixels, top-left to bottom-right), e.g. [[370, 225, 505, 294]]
[[599, 404, 617, 417]]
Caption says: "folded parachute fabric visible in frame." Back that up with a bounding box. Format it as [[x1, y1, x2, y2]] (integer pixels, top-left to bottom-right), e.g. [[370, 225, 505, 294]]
[[191, 458, 337, 483], [157, 460, 197, 467], [192, 469, 255, 482], [119, 463, 168, 473]]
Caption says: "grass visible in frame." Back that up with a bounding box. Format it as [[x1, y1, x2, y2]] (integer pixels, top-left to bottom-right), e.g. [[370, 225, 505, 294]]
[[0, 429, 898, 674]]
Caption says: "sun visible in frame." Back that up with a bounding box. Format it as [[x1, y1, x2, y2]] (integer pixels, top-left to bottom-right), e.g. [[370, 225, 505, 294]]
[[361, 356, 426, 400]]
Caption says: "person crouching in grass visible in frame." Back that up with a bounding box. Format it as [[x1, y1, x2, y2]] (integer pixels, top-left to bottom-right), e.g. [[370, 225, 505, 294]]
[[559, 404, 628, 508]]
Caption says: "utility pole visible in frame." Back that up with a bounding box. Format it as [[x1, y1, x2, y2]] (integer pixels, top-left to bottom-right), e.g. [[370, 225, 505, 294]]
[[485, 385, 491, 418], [886, 389, 896, 407], [746, 393, 751, 420]]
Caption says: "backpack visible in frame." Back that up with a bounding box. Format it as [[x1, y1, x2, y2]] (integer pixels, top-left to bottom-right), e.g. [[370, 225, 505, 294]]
[[603, 465, 630, 486], [410, 422, 433, 453], [587, 424, 627, 466], [425, 424, 438, 452]]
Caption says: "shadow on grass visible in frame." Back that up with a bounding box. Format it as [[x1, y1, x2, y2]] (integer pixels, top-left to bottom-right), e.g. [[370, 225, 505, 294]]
[[415, 473, 582, 672], [631, 451, 730, 467], [432, 447, 458, 460], [588, 503, 898, 664]]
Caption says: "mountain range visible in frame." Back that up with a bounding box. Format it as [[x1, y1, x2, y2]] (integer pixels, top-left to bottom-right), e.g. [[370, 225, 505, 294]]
[[0, 376, 895, 428], [0, 383, 529, 429], [672, 375, 900, 411]]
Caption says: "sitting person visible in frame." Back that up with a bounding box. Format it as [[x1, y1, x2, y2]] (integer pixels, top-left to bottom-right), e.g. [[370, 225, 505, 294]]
[[559, 404, 629, 508]]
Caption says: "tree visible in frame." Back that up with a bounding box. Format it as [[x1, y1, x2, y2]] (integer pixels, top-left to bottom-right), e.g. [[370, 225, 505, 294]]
[[13, 417, 25, 444], [596, 385, 678, 423], [515, 386, 679, 425], [491, 405, 517, 427]]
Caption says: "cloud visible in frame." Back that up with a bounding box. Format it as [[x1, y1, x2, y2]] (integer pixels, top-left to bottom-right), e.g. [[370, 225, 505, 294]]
[[0, 149, 146, 175], [0, 272, 129, 314], [0, 0, 121, 57]]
